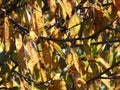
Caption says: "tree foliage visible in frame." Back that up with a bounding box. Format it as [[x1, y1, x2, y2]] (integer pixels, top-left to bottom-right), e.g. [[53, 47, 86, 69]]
[[0, 0, 120, 90]]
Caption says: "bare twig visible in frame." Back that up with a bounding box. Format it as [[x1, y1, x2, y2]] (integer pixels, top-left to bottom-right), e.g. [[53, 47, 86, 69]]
[[86, 61, 120, 84]]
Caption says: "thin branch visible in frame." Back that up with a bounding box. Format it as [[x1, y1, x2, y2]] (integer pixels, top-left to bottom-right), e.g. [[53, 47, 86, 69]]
[[86, 61, 120, 84], [13, 70, 36, 83], [9, 16, 29, 34], [100, 76, 120, 79], [72, 39, 120, 48]]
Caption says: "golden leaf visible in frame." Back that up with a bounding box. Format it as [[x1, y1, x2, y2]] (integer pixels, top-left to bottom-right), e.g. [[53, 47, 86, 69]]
[[63, 0, 72, 17], [41, 41, 52, 68], [58, 0, 67, 20], [96, 57, 110, 69], [29, 1, 44, 37], [48, 79, 67, 90], [25, 41, 39, 74], [101, 74, 111, 89], [68, 14, 81, 38], [66, 49, 73, 69], [20, 78, 31, 90], [15, 33, 23, 51], [72, 51, 83, 77], [50, 41, 65, 60], [4, 16, 10, 52], [47, 0, 56, 13]]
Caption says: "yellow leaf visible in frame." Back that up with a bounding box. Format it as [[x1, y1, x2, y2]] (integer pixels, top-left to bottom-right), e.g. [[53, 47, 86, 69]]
[[101, 74, 111, 89], [4, 16, 10, 52], [29, 1, 44, 36], [20, 78, 31, 90], [66, 49, 73, 69], [48, 79, 67, 90], [15, 33, 23, 51], [63, 0, 72, 17], [25, 41, 39, 74], [96, 57, 110, 69], [58, 0, 67, 20], [41, 41, 53, 68], [47, 0, 56, 13], [68, 14, 81, 38], [50, 41, 65, 60], [72, 51, 82, 77]]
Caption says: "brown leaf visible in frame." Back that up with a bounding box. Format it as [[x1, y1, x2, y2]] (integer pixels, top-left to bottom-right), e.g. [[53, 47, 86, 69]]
[[41, 41, 53, 68], [113, 0, 120, 11]]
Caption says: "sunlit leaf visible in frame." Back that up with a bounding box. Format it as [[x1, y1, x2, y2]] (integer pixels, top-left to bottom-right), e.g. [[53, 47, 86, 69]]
[[96, 57, 110, 69], [15, 33, 22, 51], [50, 41, 65, 60], [25, 41, 39, 74], [63, 0, 72, 17], [72, 51, 83, 76], [41, 41, 53, 68], [58, 0, 67, 20], [4, 16, 10, 52], [47, 0, 56, 14], [68, 14, 81, 38], [48, 79, 67, 90], [101, 74, 111, 89]]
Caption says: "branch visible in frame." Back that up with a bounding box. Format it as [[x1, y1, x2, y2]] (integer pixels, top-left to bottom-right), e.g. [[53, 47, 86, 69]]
[[9, 16, 29, 34], [72, 39, 120, 48], [86, 61, 120, 84]]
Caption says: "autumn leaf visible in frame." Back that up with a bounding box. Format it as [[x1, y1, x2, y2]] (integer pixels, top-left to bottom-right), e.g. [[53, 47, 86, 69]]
[[72, 51, 83, 76], [68, 14, 81, 38], [113, 0, 120, 11], [63, 0, 72, 17], [50, 41, 65, 60], [41, 41, 53, 68], [48, 79, 67, 90], [47, 0, 56, 14], [4, 16, 10, 52], [58, 0, 67, 20], [25, 41, 39, 74]]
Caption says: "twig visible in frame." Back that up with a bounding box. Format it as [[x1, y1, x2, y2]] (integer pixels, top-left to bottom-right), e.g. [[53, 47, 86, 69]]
[[86, 61, 120, 84]]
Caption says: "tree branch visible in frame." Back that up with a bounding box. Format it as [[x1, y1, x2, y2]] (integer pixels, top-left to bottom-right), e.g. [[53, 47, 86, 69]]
[[86, 61, 120, 84]]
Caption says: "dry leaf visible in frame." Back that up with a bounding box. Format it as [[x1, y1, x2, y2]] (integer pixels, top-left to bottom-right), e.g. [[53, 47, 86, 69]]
[[113, 0, 120, 11]]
